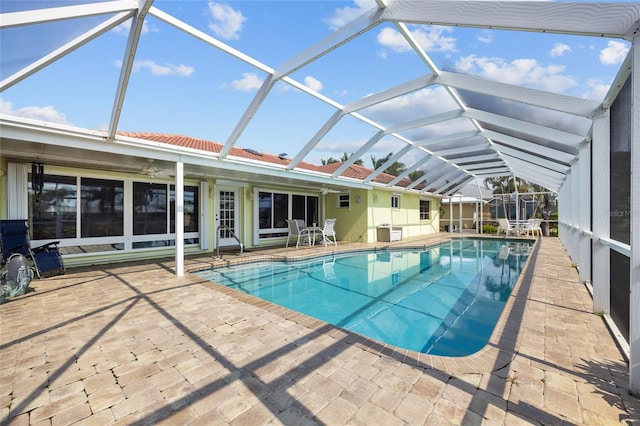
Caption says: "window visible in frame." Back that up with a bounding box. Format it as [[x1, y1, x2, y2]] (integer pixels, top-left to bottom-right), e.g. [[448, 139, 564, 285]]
[[133, 182, 167, 235], [258, 191, 289, 230], [420, 199, 430, 220], [81, 177, 124, 237], [29, 174, 77, 240], [26, 169, 200, 252], [338, 193, 350, 209], [257, 190, 319, 239], [171, 185, 199, 233], [391, 195, 400, 209]]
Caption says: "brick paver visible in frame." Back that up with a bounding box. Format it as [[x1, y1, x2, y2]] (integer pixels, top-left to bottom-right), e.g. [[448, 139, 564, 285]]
[[1, 235, 638, 424]]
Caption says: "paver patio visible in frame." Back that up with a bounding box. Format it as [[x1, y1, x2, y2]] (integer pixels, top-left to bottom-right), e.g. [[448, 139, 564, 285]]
[[1, 235, 638, 425]]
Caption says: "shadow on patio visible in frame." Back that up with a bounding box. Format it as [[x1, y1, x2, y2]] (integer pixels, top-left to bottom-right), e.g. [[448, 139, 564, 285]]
[[0, 236, 638, 424]]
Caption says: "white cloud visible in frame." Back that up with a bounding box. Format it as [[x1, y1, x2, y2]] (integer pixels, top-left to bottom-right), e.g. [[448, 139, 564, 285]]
[[122, 60, 194, 76], [0, 98, 68, 124], [231, 73, 263, 91], [208, 1, 246, 40], [476, 30, 493, 44], [582, 78, 610, 101], [454, 55, 576, 93], [599, 41, 629, 65], [376, 26, 456, 56], [325, 0, 375, 31], [550, 43, 571, 57], [303, 76, 323, 92]]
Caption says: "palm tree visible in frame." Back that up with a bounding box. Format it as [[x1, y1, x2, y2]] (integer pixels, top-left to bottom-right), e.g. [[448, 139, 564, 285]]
[[371, 153, 407, 177], [408, 170, 425, 182], [321, 152, 363, 166]]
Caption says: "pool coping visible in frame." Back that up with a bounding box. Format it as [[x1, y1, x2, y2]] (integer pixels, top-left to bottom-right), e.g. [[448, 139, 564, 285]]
[[186, 235, 539, 377]]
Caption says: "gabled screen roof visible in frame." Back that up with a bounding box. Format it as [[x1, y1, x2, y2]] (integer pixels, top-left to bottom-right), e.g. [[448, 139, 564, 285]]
[[2, 0, 639, 194]]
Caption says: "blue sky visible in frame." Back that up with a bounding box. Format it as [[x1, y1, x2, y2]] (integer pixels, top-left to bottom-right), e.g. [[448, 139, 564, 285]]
[[1, 0, 632, 167]]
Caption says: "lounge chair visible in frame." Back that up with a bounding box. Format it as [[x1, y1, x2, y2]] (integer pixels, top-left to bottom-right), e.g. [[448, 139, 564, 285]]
[[0, 219, 65, 278], [286, 219, 312, 248]]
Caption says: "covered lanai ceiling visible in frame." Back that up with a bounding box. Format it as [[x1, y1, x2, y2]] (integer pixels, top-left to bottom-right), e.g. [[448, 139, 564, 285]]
[[2, 1, 639, 195]]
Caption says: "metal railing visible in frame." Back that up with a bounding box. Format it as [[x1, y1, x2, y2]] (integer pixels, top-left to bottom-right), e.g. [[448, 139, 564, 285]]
[[215, 225, 244, 259]]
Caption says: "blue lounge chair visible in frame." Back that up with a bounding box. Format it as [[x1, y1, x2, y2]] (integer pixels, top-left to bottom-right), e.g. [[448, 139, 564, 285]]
[[0, 220, 65, 279]]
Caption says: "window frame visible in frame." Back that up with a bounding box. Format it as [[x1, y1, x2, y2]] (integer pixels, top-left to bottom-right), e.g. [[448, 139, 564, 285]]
[[338, 193, 350, 209], [420, 199, 431, 220], [255, 188, 320, 240], [391, 194, 400, 209], [25, 166, 201, 254]]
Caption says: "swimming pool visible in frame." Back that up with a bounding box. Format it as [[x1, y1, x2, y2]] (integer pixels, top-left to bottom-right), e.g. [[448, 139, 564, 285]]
[[195, 238, 532, 356]]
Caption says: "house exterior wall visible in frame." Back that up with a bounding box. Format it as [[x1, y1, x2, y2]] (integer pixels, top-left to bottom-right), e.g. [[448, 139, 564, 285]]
[[1, 159, 443, 266]]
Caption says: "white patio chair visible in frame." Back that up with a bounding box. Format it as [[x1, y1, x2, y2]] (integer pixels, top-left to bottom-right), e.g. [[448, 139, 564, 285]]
[[531, 219, 543, 237], [321, 219, 337, 246], [497, 218, 516, 236], [286, 219, 311, 248]]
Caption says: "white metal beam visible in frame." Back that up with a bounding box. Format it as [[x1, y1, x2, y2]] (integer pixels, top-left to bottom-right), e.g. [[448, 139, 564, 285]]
[[502, 155, 565, 182], [450, 154, 500, 165], [578, 142, 591, 285], [384, 109, 463, 134], [364, 145, 414, 183], [431, 143, 491, 157], [408, 161, 449, 190], [483, 130, 576, 164], [107, 0, 153, 141], [463, 108, 586, 148], [220, 75, 276, 158], [387, 154, 434, 187], [629, 37, 640, 395], [437, 71, 600, 117], [591, 109, 611, 316], [0, 0, 133, 28], [429, 169, 468, 193], [443, 176, 474, 196], [380, 1, 640, 41], [413, 130, 480, 147], [436, 173, 470, 194], [276, 6, 383, 79], [288, 111, 343, 170], [175, 161, 184, 277], [492, 143, 570, 174], [463, 161, 505, 171], [342, 74, 438, 114], [1, 12, 132, 92], [332, 131, 385, 178]]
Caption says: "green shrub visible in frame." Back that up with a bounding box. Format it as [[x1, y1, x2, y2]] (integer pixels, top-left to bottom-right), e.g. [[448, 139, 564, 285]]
[[483, 224, 498, 234]]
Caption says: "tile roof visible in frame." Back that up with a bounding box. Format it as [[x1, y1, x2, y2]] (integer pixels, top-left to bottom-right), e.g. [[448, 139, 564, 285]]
[[119, 131, 424, 190]]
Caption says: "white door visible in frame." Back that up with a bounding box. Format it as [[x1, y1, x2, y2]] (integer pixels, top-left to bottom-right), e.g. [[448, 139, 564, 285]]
[[215, 187, 240, 248]]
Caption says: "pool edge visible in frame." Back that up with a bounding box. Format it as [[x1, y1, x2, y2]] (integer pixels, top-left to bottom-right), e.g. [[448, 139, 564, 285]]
[[186, 235, 540, 376]]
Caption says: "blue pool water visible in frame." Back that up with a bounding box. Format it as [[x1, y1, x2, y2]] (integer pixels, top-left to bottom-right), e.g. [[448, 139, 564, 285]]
[[195, 238, 532, 356]]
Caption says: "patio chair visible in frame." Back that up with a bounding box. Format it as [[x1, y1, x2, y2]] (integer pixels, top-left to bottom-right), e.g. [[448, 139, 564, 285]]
[[321, 219, 337, 246], [286, 219, 311, 248], [497, 218, 516, 236], [0, 219, 65, 279], [530, 219, 543, 237]]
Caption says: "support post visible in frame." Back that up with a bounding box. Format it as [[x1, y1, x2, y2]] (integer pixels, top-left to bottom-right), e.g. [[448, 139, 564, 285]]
[[578, 142, 591, 284], [175, 161, 184, 277], [629, 37, 640, 395]]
